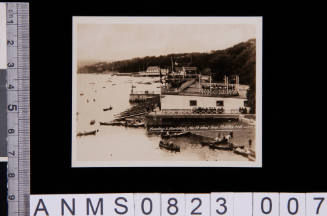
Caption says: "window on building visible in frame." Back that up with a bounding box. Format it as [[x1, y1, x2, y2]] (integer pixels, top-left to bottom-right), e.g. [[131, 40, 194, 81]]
[[216, 100, 224, 106], [190, 100, 197, 106], [244, 100, 248, 107]]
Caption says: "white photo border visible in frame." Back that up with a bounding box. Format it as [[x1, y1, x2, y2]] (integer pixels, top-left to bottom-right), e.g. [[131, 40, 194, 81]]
[[72, 16, 263, 168]]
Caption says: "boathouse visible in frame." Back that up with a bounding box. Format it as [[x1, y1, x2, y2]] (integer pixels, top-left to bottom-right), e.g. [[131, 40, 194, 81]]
[[160, 94, 248, 114], [160, 74, 250, 114], [146, 66, 161, 76]]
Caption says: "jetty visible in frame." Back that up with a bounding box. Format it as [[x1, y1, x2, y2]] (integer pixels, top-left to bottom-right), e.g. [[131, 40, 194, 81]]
[[146, 112, 239, 127], [129, 90, 160, 103]]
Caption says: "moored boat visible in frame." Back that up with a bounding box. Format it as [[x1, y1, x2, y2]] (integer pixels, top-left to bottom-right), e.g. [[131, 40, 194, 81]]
[[161, 131, 191, 139], [103, 106, 113, 111], [159, 141, 180, 152], [233, 147, 251, 157], [77, 130, 97, 137], [100, 121, 126, 126], [126, 122, 145, 128], [233, 147, 256, 158], [201, 139, 229, 146], [209, 143, 234, 151]]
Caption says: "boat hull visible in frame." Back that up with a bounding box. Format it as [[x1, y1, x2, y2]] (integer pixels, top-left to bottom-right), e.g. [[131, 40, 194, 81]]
[[209, 143, 233, 151], [77, 130, 97, 137], [159, 142, 180, 152]]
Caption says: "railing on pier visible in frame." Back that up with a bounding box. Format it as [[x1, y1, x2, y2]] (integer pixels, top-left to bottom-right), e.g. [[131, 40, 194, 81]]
[[160, 108, 247, 115], [201, 89, 239, 96], [161, 109, 193, 114], [131, 90, 159, 95]]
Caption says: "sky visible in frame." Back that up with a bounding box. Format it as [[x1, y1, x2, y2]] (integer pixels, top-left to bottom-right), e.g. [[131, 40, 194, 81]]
[[77, 23, 256, 62]]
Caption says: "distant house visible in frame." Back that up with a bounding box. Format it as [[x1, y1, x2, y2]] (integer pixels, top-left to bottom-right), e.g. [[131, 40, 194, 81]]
[[160, 68, 168, 75], [146, 66, 161, 76]]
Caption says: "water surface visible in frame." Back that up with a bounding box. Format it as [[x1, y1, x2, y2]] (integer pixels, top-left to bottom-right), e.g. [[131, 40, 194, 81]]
[[75, 74, 255, 163]]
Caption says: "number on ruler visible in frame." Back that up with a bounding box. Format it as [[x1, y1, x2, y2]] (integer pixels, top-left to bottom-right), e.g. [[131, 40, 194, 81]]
[[8, 194, 16, 200], [306, 194, 327, 215], [8, 172, 15, 178], [211, 193, 233, 216], [135, 193, 160, 216], [7, 104, 17, 111], [287, 197, 299, 215], [186, 194, 210, 216], [7, 40, 15, 46], [190, 198, 202, 215], [7, 62, 15, 68], [261, 197, 272, 214], [141, 198, 153, 215], [7, 83, 15, 89], [216, 197, 227, 215], [253, 193, 279, 216], [280, 193, 305, 216], [314, 197, 325, 214], [162, 194, 185, 216], [167, 198, 178, 215]]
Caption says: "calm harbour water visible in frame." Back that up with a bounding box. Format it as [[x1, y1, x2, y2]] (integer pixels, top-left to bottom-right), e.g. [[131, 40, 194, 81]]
[[76, 74, 255, 162]]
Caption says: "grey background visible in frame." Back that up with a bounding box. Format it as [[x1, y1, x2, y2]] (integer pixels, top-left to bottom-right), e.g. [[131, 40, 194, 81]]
[[0, 69, 7, 156]]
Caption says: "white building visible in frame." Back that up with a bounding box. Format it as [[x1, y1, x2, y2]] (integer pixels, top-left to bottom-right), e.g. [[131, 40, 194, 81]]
[[160, 68, 168, 75], [146, 66, 161, 76], [160, 74, 250, 114], [161, 94, 248, 114]]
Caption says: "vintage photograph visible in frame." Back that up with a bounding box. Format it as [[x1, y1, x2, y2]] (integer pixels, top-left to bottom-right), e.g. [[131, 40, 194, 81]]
[[72, 17, 262, 167]]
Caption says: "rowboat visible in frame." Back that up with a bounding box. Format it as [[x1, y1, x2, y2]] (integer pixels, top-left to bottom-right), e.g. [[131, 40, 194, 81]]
[[200, 139, 229, 146], [159, 141, 180, 152], [126, 122, 145, 128], [100, 121, 126, 126], [209, 143, 234, 151], [233, 147, 256, 158], [77, 130, 97, 137], [103, 106, 113, 111]]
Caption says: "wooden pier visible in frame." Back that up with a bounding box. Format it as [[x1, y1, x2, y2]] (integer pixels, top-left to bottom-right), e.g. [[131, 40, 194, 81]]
[[146, 112, 240, 127], [129, 91, 160, 103]]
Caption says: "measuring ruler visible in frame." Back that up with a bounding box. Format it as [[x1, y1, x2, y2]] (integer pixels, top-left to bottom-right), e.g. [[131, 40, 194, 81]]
[[5, 2, 30, 216]]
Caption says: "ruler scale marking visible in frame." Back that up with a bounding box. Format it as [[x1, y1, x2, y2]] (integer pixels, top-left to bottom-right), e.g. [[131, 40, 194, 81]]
[[6, 2, 30, 216]]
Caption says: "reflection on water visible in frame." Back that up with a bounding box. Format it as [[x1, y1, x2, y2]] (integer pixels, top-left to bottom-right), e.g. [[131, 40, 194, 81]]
[[76, 74, 255, 162]]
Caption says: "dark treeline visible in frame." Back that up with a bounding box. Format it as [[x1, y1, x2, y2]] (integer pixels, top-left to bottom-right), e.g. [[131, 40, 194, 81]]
[[79, 39, 255, 84], [78, 39, 256, 112]]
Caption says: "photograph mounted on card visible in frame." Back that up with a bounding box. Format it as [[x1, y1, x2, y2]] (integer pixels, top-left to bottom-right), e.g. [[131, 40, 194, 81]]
[[72, 16, 262, 167]]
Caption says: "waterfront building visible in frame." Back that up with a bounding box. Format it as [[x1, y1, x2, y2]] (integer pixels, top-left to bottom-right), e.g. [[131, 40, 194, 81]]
[[146, 66, 161, 76], [137, 66, 168, 76], [160, 72, 250, 114], [160, 68, 169, 75], [145, 66, 251, 127]]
